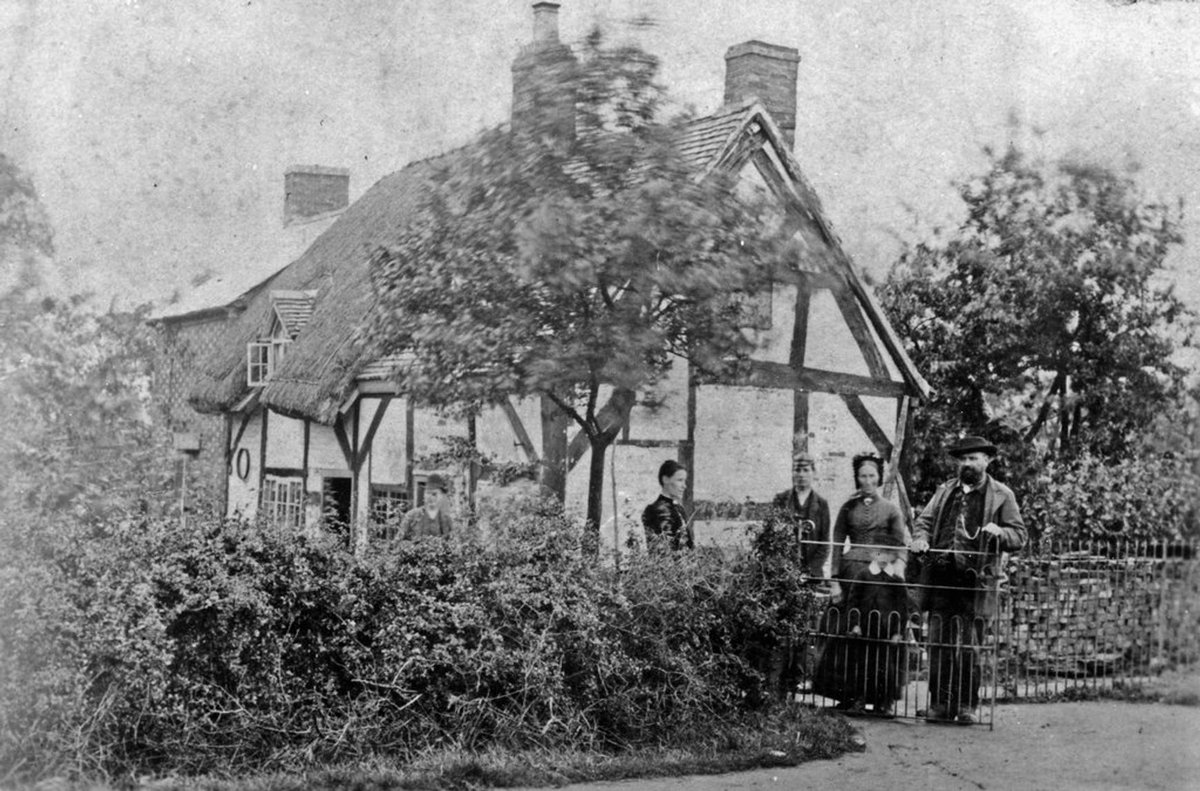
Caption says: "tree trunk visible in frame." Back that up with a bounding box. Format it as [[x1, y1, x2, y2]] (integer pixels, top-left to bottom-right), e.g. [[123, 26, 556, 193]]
[[584, 434, 610, 555], [539, 394, 569, 501], [582, 386, 636, 556]]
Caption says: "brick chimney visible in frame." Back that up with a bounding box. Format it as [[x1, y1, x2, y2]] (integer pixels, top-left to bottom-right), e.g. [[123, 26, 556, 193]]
[[284, 165, 349, 225], [723, 41, 800, 150], [511, 2, 577, 140]]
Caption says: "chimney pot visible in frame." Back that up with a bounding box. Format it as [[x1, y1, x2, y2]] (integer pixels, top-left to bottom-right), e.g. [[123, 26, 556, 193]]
[[724, 40, 800, 151], [511, 2, 576, 139], [532, 2, 560, 44], [284, 165, 349, 225]]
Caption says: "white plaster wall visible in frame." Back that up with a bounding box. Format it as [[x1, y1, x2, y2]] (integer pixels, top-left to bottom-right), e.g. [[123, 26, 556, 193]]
[[862, 394, 898, 450], [412, 406, 467, 467], [226, 411, 262, 519], [265, 411, 305, 468], [476, 403, 532, 465], [744, 281, 796, 366], [308, 423, 345, 471], [693, 384, 793, 502], [804, 288, 871, 377], [366, 400, 407, 485], [627, 358, 688, 441], [807, 392, 901, 512]]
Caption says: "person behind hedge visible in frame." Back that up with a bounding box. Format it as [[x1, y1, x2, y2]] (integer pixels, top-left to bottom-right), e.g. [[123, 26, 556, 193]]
[[641, 459, 693, 551], [814, 453, 910, 713], [910, 435, 1026, 725], [401, 473, 456, 540], [771, 452, 831, 580]]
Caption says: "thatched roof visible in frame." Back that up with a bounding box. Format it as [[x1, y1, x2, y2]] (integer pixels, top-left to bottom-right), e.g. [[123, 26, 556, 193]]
[[188, 100, 929, 424], [188, 152, 450, 421]]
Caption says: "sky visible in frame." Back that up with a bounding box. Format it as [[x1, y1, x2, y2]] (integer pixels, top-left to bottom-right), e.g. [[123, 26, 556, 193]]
[[3, 0, 1199, 324]]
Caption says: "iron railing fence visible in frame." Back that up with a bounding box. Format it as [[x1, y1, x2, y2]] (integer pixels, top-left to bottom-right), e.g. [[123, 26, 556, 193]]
[[791, 538, 1200, 729]]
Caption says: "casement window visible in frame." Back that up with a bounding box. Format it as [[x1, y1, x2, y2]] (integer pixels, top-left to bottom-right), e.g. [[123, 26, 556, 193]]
[[246, 337, 292, 386], [369, 484, 410, 541], [261, 475, 305, 530], [247, 341, 272, 386]]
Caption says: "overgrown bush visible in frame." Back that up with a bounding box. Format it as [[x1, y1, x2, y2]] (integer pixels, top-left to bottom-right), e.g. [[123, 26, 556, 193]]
[[0, 502, 816, 784], [1020, 453, 1200, 542]]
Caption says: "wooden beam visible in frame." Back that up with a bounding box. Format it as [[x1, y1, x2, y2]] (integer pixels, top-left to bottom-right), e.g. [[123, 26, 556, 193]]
[[263, 466, 306, 478], [790, 273, 811, 369], [841, 266, 932, 400], [257, 407, 269, 500], [349, 402, 361, 550], [227, 410, 254, 465], [714, 125, 766, 174], [332, 415, 354, 470], [221, 413, 233, 515], [791, 273, 812, 458], [302, 419, 311, 498], [830, 278, 891, 380], [737, 361, 908, 398], [841, 394, 893, 459], [355, 396, 393, 465], [683, 365, 697, 511], [405, 399, 415, 495], [616, 438, 686, 449], [883, 395, 910, 500], [467, 414, 478, 515], [501, 398, 539, 463]]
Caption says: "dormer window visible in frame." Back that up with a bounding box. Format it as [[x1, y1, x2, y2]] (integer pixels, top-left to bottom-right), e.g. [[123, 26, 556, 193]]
[[246, 336, 292, 386], [247, 341, 272, 386], [246, 289, 315, 387]]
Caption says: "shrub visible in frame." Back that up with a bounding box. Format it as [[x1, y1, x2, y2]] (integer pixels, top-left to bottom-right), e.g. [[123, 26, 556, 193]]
[[1021, 453, 1200, 543], [0, 504, 816, 783]]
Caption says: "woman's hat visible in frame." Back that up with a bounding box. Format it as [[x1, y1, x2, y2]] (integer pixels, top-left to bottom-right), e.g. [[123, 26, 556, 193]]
[[948, 435, 998, 458]]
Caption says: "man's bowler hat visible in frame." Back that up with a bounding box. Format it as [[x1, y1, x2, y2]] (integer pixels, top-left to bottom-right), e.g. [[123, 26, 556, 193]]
[[948, 435, 998, 458], [426, 473, 451, 493]]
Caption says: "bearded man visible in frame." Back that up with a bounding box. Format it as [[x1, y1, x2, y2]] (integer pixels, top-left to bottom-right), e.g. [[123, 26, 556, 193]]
[[910, 435, 1026, 725]]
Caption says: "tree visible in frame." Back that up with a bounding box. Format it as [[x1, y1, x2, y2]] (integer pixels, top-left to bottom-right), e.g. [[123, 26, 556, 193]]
[[0, 153, 60, 297], [0, 293, 175, 525], [361, 33, 787, 539], [880, 145, 1193, 498]]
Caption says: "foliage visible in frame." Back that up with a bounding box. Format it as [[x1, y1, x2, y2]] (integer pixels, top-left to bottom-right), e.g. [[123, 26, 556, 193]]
[[880, 145, 1194, 500], [1021, 452, 1200, 542], [360, 32, 788, 534], [0, 503, 820, 784], [0, 153, 59, 296], [0, 291, 175, 523]]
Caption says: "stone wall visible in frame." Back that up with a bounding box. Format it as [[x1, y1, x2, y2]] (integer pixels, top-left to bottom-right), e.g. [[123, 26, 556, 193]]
[[998, 545, 1200, 680]]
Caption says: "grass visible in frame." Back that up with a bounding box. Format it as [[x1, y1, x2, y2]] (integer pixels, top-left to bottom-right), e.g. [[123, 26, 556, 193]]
[[1016, 664, 1200, 706], [12, 704, 858, 791]]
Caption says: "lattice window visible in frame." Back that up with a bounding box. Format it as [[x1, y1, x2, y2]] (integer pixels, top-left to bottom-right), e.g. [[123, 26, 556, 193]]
[[370, 484, 410, 541], [261, 475, 305, 530]]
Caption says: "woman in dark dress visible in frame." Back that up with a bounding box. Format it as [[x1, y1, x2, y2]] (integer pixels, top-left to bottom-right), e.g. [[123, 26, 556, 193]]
[[812, 454, 912, 716]]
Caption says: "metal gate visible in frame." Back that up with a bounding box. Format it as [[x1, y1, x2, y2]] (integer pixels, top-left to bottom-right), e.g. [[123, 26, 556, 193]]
[[791, 538, 1200, 729]]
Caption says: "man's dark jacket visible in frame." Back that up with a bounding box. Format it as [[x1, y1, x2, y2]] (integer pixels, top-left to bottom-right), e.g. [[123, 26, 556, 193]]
[[771, 488, 831, 578], [912, 474, 1026, 613]]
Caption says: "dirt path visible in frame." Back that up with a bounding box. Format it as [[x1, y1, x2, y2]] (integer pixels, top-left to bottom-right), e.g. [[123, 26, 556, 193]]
[[514, 702, 1200, 791]]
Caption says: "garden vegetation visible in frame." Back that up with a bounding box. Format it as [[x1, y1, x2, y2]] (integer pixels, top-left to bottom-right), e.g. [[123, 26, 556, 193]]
[[0, 500, 855, 787]]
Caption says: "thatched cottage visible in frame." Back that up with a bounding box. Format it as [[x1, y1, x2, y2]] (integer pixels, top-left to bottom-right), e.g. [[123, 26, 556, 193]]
[[179, 2, 930, 551]]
